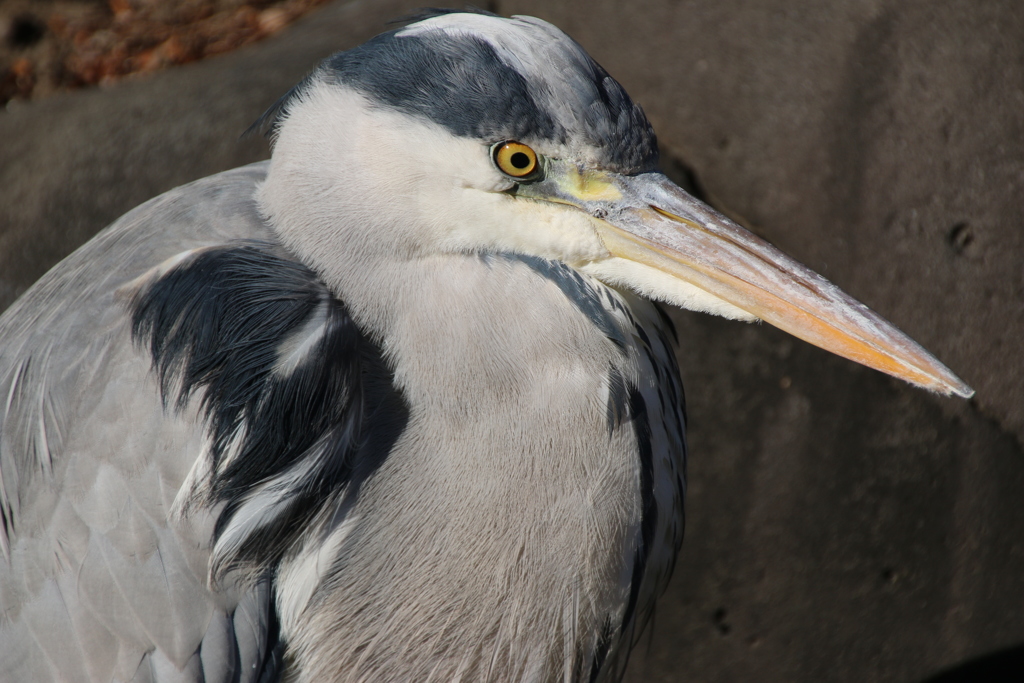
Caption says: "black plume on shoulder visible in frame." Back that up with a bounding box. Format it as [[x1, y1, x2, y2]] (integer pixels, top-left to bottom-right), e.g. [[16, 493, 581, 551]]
[[131, 243, 334, 465], [129, 242, 400, 570]]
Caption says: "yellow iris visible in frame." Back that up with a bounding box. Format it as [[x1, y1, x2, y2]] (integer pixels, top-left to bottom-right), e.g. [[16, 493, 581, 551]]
[[493, 141, 539, 178]]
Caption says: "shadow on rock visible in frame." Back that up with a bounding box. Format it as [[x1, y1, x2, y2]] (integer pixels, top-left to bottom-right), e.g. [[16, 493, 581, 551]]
[[919, 644, 1024, 683]]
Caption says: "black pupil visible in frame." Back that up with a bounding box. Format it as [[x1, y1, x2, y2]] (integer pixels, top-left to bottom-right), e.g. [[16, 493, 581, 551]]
[[510, 151, 531, 169]]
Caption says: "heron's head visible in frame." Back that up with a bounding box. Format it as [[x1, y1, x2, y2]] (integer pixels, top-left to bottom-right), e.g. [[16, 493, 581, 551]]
[[258, 10, 971, 397]]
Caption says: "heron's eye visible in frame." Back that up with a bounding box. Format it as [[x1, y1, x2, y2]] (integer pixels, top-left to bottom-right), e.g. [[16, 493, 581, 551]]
[[493, 141, 539, 179]]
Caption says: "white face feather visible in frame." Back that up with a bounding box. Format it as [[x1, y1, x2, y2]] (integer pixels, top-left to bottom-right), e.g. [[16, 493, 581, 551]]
[[258, 82, 744, 320], [259, 85, 605, 265]]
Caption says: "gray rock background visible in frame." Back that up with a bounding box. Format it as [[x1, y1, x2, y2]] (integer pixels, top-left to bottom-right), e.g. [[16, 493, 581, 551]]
[[1, 0, 1021, 681]]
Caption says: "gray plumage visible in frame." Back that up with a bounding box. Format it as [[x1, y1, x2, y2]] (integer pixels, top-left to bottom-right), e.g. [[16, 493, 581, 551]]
[[0, 167, 283, 682], [0, 9, 971, 683], [0, 160, 684, 680]]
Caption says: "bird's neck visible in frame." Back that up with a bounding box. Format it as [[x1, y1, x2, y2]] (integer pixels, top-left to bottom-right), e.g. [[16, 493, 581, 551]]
[[275, 250, 654, 680]]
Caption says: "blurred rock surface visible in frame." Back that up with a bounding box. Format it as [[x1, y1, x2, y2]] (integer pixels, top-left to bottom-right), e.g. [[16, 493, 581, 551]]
[[0, 0, 331, 104]]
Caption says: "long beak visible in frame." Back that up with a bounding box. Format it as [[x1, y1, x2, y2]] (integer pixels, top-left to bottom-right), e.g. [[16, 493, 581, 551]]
[[517, 161, 973, 398]]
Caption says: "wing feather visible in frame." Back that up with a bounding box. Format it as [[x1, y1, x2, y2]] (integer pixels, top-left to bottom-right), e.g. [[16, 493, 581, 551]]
[[0, 162, 343, 682]]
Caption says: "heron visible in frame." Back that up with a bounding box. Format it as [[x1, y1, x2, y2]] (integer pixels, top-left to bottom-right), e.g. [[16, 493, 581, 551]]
[[0, 9, 971, 683]]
